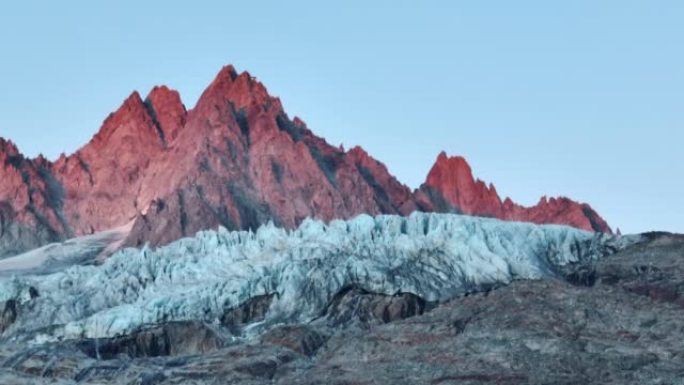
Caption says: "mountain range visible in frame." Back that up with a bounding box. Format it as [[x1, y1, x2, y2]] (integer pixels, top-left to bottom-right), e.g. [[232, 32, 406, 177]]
[[0, 65, 610, 258], [4, 65, 684, 385]]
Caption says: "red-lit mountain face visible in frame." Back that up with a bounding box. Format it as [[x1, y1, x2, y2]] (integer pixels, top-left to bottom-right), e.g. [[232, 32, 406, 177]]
[[0, 65, 610, 257], [416, 152, 611, 233]]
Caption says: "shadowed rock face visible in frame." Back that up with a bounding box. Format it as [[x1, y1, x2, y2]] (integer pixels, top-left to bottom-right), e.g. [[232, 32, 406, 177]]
[[419, 152, 612, 233], [0, 65, 611, 258], [0, 300, 16, 334], [320, 286, 433, 328], [0, 233, 681, 384], [221, 294, 276, 334], [76, 322, 224, 360]]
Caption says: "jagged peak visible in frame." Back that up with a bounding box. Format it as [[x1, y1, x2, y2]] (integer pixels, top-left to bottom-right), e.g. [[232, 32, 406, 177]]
[[87, 90, 163, 149], [232, 71, 272, 105], [144, 85, 187, 143], [33, 154, 51, 167], [346, 145, 401, 177], [0, 137, 20, 157], [195, 64, 281, 113], [347, 145, 382, 168], [145, 85, 186, 117], [202, 65, 242, 95], [215, 65, 239, 83], [347, 145, 369, 158], [0, 64, 613, 258], [292, 116, 307, 128], [146, 85, 183, 103], [535, 195, 602, 215], [433, 152, 471, 169], [426, 151, 475, 185], [536, 196, 579, 206], [421, 151, 611, 232], [193, 66, 237, 107], [103, 91, 147, 124], [121, 91, 144, 109]]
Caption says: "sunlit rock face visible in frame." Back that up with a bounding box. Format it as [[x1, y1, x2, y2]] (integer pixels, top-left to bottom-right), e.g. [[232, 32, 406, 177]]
[[0, 66, 421, 257], [419, 152, 612, 233], [0, 65, 611, 260]]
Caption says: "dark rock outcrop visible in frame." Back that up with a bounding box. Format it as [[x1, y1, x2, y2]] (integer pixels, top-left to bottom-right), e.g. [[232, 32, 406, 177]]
[[320, 286, 432, 328], [221, 294, 276, 334], [0, 300, 16, 334], [76, 322, 224, 359]]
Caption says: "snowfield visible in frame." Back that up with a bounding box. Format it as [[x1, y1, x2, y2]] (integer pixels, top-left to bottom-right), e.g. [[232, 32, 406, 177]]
[[0, 222, 132, 276], [0, 212, 639, 342]]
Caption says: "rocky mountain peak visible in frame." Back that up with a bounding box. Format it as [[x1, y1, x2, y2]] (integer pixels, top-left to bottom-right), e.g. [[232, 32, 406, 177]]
[[292, 116, 308, 128], [215, 64, 239, 83], [423, 152, 502, 216], [426, 152, 480, 186], [0, 64, 612, 258], [0, 138, 20, 159], [144, 85, 187, 143], [89, 91, 163, 149], [195, 66, 281, 115], [346, 145, 370, 159], [420, 151, 612, 233]]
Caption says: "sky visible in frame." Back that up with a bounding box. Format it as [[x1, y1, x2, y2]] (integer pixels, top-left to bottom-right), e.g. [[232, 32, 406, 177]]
[[0, 1, 682, 234]]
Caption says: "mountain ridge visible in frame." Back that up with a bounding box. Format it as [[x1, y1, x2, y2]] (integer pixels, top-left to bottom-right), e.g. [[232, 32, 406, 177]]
[[418, 151, 611, 232], [0, 65, 611, 257]]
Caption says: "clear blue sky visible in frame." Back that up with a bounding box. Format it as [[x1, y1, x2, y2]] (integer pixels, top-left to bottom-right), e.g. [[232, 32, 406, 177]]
[[0, 1, 682, 234]]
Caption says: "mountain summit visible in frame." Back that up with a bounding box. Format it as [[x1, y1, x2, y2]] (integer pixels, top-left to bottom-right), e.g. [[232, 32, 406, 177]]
[[0, 65, 610, 257], [417, 152, 611, 233]]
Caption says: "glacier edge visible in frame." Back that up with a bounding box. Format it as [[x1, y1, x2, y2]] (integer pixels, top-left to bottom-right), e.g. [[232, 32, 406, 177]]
[[0, 212, 640, 341]]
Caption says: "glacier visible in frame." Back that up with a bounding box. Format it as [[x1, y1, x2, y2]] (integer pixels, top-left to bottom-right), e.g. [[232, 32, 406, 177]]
[[0, 212, 639, 342]]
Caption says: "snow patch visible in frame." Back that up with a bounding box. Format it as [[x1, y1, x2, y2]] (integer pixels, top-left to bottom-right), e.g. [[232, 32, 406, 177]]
[[0, 222, 133, 275]]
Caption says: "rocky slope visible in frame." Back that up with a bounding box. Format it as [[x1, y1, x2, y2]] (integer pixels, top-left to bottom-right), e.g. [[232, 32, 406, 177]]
[[0, 214, 681, 385], [418, 152, 612, 232], [0, 65, 610, 258]]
